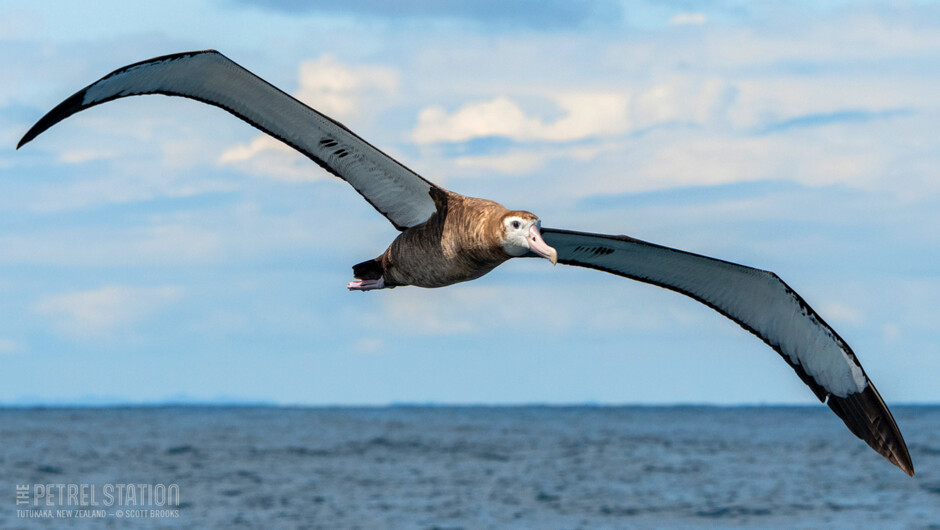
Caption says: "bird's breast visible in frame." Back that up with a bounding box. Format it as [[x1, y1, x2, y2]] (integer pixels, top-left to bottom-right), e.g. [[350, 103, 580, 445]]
[[381, 206, 510, 288]]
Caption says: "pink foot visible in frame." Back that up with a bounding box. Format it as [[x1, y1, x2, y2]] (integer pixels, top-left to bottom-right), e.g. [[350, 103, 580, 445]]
[[347, 277, 386, 291]]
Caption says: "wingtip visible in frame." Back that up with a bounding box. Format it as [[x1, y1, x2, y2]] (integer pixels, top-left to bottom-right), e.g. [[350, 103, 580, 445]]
[[891, 451, 915, 477], [886, 440, 915, 477], [16, 130, 36, 150], [17, 125, 47, 151], [826, 383, 914, 478], [903, 464, 915, 477], [893, 443, 915, 477], [15, 89, 90, 151], [17, 131, 36, 150]]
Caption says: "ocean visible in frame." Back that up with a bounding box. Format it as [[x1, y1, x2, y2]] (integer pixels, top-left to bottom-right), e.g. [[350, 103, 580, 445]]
[[1, 405, 937, 528]]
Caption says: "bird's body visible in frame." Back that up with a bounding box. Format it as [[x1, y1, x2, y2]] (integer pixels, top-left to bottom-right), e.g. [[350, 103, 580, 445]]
[[17, 50, 914, 476], [352, 190, 550, 290]]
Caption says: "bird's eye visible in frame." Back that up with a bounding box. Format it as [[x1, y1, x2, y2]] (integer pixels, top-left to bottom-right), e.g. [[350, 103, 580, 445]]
[[511, 220, 521, 229]]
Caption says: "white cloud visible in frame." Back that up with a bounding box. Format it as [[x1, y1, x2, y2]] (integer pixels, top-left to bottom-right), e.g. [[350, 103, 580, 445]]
[[295, 55, 399, 120], [630, 77, 736, 130], [432, 79, 933, 196], [453, 143, 605, 175], [218, 136, 290, 164], [564, 126, 899, 199], [32, 285, 182, 337], [819, 301, 864, 326], [454, 151, 544, 174], [548, 93, 631, 140], [723, 77, 936, 131], [217, 136, 316, 182], [412, 93, 630, 144], [57, 149, 117, 164], [407, 9, 940, 196], [668, 13, 707, 26], [413, 98, 540, 144], [707, 12, 940, 67]]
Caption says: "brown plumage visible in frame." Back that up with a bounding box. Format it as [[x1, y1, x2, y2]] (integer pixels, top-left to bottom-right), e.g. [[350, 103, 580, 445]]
[[356, 189, 540, 288]]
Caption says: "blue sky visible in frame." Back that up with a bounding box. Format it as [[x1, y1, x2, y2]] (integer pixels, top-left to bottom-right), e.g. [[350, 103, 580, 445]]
[[1, 1, 938, 405]]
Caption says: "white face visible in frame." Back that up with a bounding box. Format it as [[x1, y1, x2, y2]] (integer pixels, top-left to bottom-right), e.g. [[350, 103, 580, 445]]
[[501, 216, 539, 256]]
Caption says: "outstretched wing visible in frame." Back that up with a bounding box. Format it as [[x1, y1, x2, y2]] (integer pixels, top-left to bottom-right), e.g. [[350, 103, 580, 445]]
[[17, 50, 439, 231], [541, 227, 913, 476]]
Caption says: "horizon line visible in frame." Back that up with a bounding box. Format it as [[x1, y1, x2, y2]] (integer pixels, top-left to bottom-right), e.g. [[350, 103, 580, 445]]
[[1, 399, 937, 409]]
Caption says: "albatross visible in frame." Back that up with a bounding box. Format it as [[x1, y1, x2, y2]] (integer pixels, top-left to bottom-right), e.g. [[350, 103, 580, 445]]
[[17, 50, 913, 476]]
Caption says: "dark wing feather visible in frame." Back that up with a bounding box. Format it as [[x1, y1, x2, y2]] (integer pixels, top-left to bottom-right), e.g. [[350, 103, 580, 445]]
[[541, 227, 913, 476], [18, 50, 439, 230]]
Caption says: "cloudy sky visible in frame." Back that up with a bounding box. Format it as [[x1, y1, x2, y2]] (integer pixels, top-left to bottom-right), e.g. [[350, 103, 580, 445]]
[[1, 1, 938, 405]]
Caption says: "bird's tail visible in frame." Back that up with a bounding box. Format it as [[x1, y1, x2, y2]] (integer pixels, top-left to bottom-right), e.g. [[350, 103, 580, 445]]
[[352, 259, 384, 281]]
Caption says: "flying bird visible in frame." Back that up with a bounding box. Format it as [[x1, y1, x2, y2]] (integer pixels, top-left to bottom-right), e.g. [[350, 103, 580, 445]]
[[17, 50, 913, 476]]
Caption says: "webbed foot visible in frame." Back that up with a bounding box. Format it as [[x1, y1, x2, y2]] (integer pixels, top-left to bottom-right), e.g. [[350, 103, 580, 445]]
[[347, 277, 386, 291]]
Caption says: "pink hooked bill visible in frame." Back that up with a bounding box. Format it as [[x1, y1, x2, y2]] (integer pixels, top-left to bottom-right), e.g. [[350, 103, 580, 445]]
[[528, 225, 558, 265]]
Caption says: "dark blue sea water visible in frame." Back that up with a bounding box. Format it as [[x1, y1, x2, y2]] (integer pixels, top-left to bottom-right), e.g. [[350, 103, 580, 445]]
[[1, 405, 938, 528]]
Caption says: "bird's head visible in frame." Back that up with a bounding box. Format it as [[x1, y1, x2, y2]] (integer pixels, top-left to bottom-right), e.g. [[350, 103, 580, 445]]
[[500, 211, 558, 265]]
